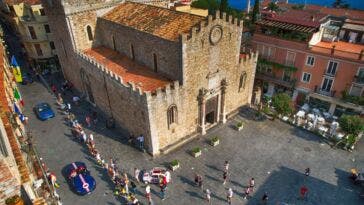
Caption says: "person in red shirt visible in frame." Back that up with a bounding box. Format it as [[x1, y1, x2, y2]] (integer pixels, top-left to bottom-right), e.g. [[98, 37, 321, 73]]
[[300, 185, 308, 200]]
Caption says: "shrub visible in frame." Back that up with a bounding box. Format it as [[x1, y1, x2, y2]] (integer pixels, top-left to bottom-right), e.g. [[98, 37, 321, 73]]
[[339, 115, 364, 136], [170, 159, 179, 166], [192, 147, 201, 153], [236, 122, 243, 127], [211, 136, 219, 142], [272, 93, 293, 116]]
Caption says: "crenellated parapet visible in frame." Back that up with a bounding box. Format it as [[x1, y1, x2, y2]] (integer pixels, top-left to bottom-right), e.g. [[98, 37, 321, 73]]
[[239, 51, 258, 68], [75, 51, 181, 103], [180, 10, 243, 43]]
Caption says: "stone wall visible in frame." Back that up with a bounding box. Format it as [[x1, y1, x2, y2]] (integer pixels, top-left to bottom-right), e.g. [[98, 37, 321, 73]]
[[94, 18, 183, 82]]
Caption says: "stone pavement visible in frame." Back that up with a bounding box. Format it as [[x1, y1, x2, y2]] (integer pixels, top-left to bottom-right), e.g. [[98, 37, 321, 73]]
[[17, 73, 364, 205]]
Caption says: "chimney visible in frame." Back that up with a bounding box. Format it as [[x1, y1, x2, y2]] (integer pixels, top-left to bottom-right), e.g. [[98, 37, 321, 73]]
[[331, 45, 336, 55], [246, 0, 251, 13]]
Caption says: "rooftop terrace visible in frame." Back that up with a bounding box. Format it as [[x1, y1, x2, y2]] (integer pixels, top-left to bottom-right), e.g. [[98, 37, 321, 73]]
[[83, 46, 172, 92], [311, 41, 364, 61]]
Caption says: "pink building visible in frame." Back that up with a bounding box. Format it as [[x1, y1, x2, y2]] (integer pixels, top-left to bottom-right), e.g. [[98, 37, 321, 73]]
[[250, 3, 364, 116]]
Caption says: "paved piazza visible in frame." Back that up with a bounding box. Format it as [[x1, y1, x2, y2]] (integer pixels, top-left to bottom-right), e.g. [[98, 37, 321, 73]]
[[20, 79, 364, 205]]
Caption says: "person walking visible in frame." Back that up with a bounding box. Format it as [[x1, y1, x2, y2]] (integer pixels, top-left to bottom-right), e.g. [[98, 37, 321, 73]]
[[223, 171, 228, 185], [205, 189, 211, 204], [159, 180, 167, 200], [261, 192, 268, 205], [226, 188, 233, 205], [249, 177, 255, 191], [134, 168, 140, 183], [300, 185, 308, 200], [92, 111, 98, 125], [51, 84, 57, 94], [305, 168, 310, 177], [130, 181, 137, 194], [145, 185, 151, 204], [85, 115, 91, 127], [224, 161, 230, 172], [243, 187, 251, 199]]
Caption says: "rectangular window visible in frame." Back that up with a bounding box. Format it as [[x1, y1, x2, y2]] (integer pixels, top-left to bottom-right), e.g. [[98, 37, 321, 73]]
[[153, 53, 158, 73], [282, 71, 291, 82], [326, 61, 338, 76], [28, 26, 37, 39], [321, 77, 333, 92], [356, 67, 364, 84], [44, 24, 51, 33], [306, 56, 315, 66], [350, 84, 363, 96], [302, 72, 311, 83], [130, 44, 135, 60], [34, 44, 43, 56], [286, 51, 296, 66], [49, 41, 55, 50], [39, 8, 46, 16]]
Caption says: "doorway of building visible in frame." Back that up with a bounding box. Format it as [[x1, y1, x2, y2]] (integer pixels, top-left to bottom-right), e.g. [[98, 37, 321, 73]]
[[205, 95, 218, 125]]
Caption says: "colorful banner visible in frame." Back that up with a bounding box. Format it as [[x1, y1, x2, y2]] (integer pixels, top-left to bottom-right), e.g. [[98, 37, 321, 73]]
[[11, 56, 22, 83]]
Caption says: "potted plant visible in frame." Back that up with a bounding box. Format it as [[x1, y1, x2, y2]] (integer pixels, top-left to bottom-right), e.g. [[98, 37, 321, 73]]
[[170, 159, 180, 171], [236, 121, 244, 131], [210, 136, 220, 146], [5, 195, 24, 205], [191, 147, 202, 157]]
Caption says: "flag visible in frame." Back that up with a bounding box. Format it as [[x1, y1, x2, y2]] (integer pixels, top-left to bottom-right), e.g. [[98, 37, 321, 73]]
[[13, 87, 24, 106], [13, 103, 21, 115], [10, 56, 22, 83]]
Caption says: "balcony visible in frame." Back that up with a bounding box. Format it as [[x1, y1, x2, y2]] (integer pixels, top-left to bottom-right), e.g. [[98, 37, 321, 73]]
[[256, 71, 296, 88], [353, 75, 364, 85], [314, 85, 336, 97], [323, 71, 336, 77]]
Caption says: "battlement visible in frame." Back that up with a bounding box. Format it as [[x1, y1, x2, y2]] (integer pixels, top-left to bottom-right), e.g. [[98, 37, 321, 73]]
[[239, 51, 258, 66], [75, 50, 181, 102], [62, 0, 122, 15], [181, 10, 243, 43]]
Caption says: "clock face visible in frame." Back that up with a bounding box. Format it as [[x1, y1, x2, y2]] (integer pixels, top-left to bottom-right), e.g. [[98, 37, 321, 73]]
[[209, 25, 223, 45]]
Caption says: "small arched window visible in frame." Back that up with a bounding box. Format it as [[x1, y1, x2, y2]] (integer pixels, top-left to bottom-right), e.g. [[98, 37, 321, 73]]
[[167, 105, 177, 127], [239, 72, 247, 92], [86, 25, 93, 41]]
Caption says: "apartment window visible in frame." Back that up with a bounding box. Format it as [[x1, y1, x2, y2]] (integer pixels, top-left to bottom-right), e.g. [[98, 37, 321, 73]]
[[321, 77, 333, 92], [350, 84, 363, 97], [34, 44, 43, 56], [39, 8, 46, 16], [260, 45, 273, 59], [302, 72, 311, 83], [28, 26, 37, 39], [86, 25, 93, 41], [282, 71, 291, 82], [286, 51, 296, 66], [44, 24, 51, 33], [326, 61, 338, 76], [356, 67, 364, 83], [49, 41, 55, 50], [153, 53, 158, 73], [167, 105, 178, 127], [306, 56, 315, 66], [112, 36, 116, 50], [239, 72, 247, 91]]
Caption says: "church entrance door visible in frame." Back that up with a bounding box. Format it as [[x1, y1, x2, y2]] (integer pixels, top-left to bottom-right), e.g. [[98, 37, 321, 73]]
[[205, 95, 218, 125]]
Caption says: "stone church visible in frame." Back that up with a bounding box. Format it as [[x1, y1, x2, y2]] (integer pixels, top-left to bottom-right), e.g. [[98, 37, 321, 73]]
[[41, 0, 257, 155]]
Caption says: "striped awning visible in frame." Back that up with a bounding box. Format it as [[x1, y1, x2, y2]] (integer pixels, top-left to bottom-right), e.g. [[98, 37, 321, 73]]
[[257, 19, 317, 33]]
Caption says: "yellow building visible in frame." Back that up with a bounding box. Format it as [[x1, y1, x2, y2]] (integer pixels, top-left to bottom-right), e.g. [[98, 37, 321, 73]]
[[0, 0, 59, 73]]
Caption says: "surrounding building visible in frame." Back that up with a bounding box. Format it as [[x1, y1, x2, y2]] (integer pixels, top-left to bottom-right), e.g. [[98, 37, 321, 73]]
[[41, 0, 257, 155], [0, 0, 59, 74], [249, 2, 364, 117], [172, 4, 208, 17]]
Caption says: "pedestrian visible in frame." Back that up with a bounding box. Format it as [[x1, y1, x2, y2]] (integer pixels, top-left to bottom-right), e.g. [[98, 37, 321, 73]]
[[89, 134, 94, 142], [66, 103, 71, 112], [261, 192, 268, 205], [72, 96, 80, 106], [197, 175, 203, 189], [81, 130, 87, 142], [300, 185, 308, 200], [160, 182, 167, 200], [205, 189, 211, 204], [110, 158, 116, 170], [92, 111, 98, 124], [130, 181, 137, 194], [145, 185, 151, 203], [249, 177, 255, 191], [134, 168, 140, 183], [226, 188, 233, 205], [56, 93, 63, 106], [85, 115, 91, 127], [243, 187, 251, 199], [51, 84, 57, 94], [223, 171, 228, 185], [165, 170, 171, 183], [305, 168, 310, 177], [137, 134, 144, 151], [224, 161, 229, 172]]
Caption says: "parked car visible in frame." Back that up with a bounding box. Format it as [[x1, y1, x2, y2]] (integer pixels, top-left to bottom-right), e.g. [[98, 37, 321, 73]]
[[34, 103, 55, 120], [142, 167, 167, 184], [65, 162, 96, 195]]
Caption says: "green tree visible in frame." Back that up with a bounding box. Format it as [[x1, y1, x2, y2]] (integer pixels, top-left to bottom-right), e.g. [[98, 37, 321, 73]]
[[339, 115, 364, 136], [191, 0, 209, 9], [271, 93, 293, 116], [219, 0, 229, 12], [251, 0, 260, 23], [267, 2, 279, 12], [332, 0, 349, 8]]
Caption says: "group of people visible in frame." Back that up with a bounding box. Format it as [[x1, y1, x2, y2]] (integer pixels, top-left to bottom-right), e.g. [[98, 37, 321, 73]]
[[54, 83, 142, 204]]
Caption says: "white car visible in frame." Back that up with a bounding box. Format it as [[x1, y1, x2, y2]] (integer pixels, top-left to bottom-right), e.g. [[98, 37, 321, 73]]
[[142, 167, 167, 184]]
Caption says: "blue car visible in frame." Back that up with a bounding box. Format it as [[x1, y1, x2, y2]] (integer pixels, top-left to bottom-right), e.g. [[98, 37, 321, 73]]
[[65, 162, 96, 195], [34, 103, 55, 120]]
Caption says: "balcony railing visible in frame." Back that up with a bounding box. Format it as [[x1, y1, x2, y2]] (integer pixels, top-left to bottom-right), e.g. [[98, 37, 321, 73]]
[[314, 85, 336, 97], [323, 70, 336, 77], [256, 71, 296, 88]]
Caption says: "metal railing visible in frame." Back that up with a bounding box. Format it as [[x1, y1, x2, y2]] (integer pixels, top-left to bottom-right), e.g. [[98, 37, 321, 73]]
[[314, 85, 336, 97]]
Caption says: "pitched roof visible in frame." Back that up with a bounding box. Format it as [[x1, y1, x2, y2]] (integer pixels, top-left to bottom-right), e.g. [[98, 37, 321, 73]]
[[83, 46, 172, 92], [264, 10, 327, 28], [102, 2, 205, 41], [5, 0, 41, 5]]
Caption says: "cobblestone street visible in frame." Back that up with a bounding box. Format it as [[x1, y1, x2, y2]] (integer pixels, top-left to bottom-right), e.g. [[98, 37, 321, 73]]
[[16, 75, 364, 205]]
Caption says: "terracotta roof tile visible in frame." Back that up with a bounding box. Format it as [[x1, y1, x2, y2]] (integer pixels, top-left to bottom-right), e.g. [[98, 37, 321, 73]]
[[83, 46, 172, 92], [264, 10, 327, 28], [311, 41, 364, 60], [102, 2, 204, 41]]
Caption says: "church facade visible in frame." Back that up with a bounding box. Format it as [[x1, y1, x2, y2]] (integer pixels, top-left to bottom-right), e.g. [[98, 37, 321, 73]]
[[42, 0, 257, 155]]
